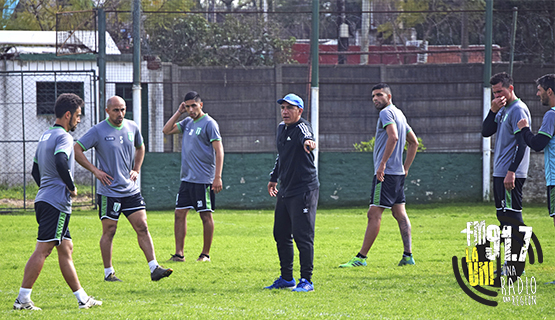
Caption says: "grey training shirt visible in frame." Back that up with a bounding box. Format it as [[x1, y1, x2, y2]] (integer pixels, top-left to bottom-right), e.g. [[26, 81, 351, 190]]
[[77, 119, 144, 197], [374, 104, 413, 175], [493, 99, 531, 178], [177, 114, 221, 184], [34, 126, 75, 213]]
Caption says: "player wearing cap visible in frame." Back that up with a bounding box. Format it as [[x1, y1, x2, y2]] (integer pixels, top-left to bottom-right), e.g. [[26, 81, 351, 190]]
[[162, 91, 224, 263], [264, 93, 319, 292], [339, 83, 419, 268]]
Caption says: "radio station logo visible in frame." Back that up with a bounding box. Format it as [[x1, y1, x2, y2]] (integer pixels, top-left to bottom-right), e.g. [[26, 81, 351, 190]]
[[452, 218, 543, 307]]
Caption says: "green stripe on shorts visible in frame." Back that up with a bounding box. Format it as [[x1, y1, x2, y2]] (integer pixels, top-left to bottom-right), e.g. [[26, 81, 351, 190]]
[[100, 195, 108, 218], [55, 212, 67, 239], [550, 188, 555, 216], [205, 186, 212, 209], [373, 182, 382, 205], [505, 189, 512, 209]]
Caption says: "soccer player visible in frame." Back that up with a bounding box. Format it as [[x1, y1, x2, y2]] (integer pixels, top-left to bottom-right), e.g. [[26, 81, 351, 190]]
[[516, 74, 555, 283], [74, 96, 172, 282], [482, 72, 531, 277], [339, 83, 418, 268], [162, 91, 224, 262], [264, 93, 319, 292], [14, 93, 102, 310]]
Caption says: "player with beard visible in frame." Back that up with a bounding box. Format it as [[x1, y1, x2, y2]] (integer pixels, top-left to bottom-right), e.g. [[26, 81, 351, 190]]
[[14, 93, 102, 310], [517, 74, 555, 283], [340, 83, 419, 268]]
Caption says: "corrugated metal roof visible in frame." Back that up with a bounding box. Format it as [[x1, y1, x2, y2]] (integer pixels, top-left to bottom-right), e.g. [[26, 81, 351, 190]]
[[0, 30, 121, 55]]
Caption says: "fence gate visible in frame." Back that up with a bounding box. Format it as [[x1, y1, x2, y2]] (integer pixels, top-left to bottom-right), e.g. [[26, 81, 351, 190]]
[[0, 70, 97, 212]]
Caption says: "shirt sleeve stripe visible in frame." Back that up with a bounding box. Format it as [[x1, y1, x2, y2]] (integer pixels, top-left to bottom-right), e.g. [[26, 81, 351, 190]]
[[76, 141, 87, 151], [298, 122, 313, 139], [538, 131, 553, 138], [54, 149, 69, 158], [382, 121, 394, 128]]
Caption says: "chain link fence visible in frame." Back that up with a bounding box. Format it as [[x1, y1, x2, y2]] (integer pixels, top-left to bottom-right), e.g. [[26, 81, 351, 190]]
[[2, 3, 555, 210], [0, 71, 97, 211], [94, 3, 555, 67]]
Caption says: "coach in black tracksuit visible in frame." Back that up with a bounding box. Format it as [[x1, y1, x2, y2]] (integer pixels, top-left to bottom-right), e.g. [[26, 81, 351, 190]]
[[267, 93, 319, 292]]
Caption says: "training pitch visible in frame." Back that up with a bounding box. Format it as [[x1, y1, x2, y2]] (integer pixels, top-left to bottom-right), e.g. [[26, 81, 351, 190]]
[[1, 204, 554, 319]]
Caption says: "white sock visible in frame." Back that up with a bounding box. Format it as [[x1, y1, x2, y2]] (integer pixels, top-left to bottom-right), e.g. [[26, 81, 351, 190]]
[[73, 288, 88, 303], [17, 288, 32, 303], [104, 267, 115, 278], [148, 260, 159, 273]]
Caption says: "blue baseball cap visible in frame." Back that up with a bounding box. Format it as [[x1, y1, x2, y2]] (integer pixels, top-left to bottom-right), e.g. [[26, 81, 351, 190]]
[[277, 93, 304, 109]]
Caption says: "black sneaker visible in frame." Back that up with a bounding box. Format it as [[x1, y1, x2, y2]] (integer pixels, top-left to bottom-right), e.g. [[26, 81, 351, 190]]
[[151, 266, 173, 281], [104, 273, 122, 282]]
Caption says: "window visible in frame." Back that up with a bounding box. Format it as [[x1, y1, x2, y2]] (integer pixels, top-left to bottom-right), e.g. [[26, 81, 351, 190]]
[[36, 82, 84, 115]]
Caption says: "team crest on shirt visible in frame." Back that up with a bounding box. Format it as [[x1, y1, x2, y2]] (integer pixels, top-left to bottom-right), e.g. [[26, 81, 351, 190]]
[[196, 127, 202, 135], [128, 132, 134, 141], [39, 133, 51, 142]]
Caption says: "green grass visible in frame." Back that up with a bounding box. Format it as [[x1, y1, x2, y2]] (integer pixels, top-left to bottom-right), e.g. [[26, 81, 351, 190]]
[[0, 184, 94, 200], [1, 204, 554, 319]]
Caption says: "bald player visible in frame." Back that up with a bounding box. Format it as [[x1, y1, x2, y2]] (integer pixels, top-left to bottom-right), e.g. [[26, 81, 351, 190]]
[[75, 96, 172, 282]]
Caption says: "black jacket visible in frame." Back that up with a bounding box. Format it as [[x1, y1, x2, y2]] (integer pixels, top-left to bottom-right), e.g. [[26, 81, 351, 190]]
[[270, 118, 319, 197]]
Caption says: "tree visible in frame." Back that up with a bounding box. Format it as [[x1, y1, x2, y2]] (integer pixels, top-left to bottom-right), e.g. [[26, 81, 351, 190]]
[[492, 0, 555, 65], [376, 0, 485, 46], [147, 14, 295, 66]]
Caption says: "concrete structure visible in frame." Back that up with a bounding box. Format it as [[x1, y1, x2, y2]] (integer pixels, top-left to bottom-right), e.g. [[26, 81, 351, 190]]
[[0, 31, 165, 186]]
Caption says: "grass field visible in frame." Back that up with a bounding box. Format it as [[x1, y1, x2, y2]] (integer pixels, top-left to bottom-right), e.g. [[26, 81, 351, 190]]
[[1, 203, 554, 319]]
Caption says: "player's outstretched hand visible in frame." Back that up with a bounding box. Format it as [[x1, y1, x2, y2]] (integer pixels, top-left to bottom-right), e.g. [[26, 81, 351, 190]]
[[517, 118, 529, 130], [268, 182, 278, 197], [304, 140, 316, 153]]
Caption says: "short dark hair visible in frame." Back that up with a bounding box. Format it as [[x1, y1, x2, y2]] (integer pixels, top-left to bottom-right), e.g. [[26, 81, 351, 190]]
[[54, 93, 83, 119], [183, 91, 201, 102], [490, 72, 513, 87], [536, 74, 555, 93], [371, 83, 392, 95]]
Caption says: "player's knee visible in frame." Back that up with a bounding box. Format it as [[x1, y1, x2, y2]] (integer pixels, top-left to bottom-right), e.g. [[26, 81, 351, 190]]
[[133, 222, 150, 235], [199, 211, 213, 223]]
